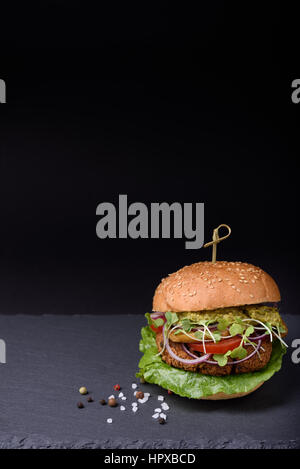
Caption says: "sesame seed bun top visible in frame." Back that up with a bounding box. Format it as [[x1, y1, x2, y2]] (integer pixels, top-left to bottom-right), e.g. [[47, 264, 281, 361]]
[[152, 261, 280, 312]]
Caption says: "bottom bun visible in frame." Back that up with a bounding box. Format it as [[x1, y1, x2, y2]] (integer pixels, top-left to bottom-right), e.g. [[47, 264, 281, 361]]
[[199, 382, 264, 400]]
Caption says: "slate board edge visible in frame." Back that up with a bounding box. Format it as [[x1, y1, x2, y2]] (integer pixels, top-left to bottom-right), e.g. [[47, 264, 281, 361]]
[[0, 433, 299, 449]]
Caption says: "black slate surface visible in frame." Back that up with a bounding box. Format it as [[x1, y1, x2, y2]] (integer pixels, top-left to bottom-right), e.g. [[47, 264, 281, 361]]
[[0, 314, 299, 449]]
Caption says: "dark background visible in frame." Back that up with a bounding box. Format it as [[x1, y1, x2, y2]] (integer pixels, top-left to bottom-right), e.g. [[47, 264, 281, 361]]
[[0, 1, 299, 315]]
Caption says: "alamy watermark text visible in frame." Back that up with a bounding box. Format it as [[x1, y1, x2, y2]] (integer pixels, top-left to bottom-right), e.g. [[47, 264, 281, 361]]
[[96, 195, 204, 249]]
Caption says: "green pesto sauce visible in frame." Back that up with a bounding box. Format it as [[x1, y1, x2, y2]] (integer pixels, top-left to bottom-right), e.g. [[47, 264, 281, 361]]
[[178, 305, 284, 328]]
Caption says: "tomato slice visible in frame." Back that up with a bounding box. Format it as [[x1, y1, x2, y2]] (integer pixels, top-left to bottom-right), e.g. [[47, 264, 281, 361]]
[[150, 316, 166, 334], [189, 336, 242, 354], [150, 324, 164, 334]]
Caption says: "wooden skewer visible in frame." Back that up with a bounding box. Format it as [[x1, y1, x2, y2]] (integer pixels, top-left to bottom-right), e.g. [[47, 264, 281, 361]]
[[204, 224, 231, 263]]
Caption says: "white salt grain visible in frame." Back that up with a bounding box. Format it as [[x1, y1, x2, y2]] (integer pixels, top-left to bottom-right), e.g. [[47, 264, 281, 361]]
[[154, 408, 162, 413], [120, 406, 126, 411], [107, 418, 113, 424], [132, 383, 137, 389], [159, 413, 167, 420], [132, 406, 138, 412], [158, 395, 164, 402], [161, 402, 169, 411], [152, 413, 159, 419]]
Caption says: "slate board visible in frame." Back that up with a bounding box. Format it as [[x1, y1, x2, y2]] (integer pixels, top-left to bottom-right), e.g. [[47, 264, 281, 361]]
[[0, 314, 299, 449]]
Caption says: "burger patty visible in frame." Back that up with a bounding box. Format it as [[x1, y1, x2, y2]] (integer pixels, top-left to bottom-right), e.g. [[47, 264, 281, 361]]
[[156, 332, 273, 376]]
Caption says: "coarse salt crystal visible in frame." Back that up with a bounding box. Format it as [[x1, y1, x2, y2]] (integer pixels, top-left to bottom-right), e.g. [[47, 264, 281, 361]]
[[158, 395, 164, 402], [132, 383, 137, 389], [118, 392, 124, 398], [152, 413, 159, 419], [120, 406, 126, 411], [161, 402, 169, 411], [132, 402, 138, 407], [107, 418, 113, 424], [154, 408, 162, 413], [159, 413, 167, 420], [144, 393, 150, 397], [133, 391, 137, 396], [132, 406, 138, 412], [108, 395, 115, 399], [121, 396, 127, 401]]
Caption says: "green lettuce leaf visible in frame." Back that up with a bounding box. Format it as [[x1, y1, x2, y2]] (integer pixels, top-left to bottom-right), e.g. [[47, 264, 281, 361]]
[[137, 324, 286, 399]]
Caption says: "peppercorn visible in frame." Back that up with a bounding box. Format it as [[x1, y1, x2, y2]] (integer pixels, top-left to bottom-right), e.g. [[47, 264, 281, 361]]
[[108, 397, 118, 407], [158, 417, 165, 424], [99, 399, 106, 405], [77, 402, 84, 409], [113, 384, 121, 391], [79, 386, 88, 395], [87, 396, 93, 402], [136, 391, 144, 399]]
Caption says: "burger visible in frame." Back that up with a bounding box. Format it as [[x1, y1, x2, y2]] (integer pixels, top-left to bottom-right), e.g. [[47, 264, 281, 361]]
[[137, 261, 288, 400]]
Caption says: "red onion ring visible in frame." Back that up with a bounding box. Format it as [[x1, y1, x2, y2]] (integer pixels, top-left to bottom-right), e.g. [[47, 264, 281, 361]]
[[163, 324, 212, 365], [150, 312, 165, 320], [182, 344, 199, 359], [248, 333, 269, 341]]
